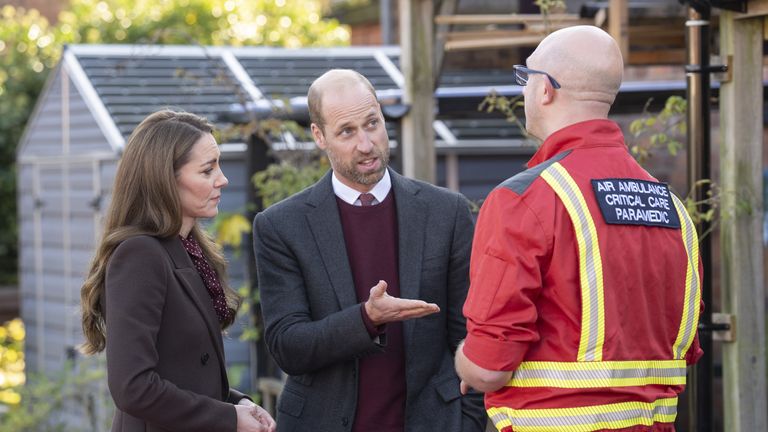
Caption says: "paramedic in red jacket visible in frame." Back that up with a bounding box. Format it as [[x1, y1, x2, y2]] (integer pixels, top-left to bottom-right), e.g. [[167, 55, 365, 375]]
[[455, 26, 703, 432]]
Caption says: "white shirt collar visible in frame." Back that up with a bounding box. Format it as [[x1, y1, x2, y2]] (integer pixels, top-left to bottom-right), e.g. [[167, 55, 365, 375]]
[[331, 169, 392, 206]]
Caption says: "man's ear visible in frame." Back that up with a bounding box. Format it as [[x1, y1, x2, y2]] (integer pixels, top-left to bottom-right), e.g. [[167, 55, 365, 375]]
[[541, 79, 556, 106], [311, 123, 326, 150]]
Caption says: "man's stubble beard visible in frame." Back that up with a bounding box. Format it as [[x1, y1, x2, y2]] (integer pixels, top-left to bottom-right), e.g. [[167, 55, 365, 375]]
[[326, 145, 390, 186]]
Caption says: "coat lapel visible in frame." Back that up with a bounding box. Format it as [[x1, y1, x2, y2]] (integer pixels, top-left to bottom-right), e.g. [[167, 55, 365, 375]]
[[160, 236, 229, 394], [391, 170, 427, 344], [305, 172, 358, 310]]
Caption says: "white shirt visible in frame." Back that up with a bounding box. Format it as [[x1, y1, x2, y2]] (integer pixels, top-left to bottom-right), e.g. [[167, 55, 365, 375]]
[[331, 169, 392, 206]]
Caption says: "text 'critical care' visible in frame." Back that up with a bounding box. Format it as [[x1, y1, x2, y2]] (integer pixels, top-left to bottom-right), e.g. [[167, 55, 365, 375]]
[[591, 178, 681, 229]]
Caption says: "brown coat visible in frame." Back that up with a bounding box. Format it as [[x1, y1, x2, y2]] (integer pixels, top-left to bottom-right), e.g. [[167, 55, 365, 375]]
[[104, 235, 247, 432]]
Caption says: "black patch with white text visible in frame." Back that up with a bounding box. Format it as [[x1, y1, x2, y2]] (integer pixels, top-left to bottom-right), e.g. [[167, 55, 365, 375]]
[[591, 178, 680, 229]]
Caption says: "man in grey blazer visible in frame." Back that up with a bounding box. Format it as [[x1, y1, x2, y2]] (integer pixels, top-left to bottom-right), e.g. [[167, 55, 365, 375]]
[[253, 69, 486, 431]]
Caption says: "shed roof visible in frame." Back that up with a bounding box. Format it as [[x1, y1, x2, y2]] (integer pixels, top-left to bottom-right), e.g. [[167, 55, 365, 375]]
[[21, 43, 700, 160], [55, 44, 531, 152]]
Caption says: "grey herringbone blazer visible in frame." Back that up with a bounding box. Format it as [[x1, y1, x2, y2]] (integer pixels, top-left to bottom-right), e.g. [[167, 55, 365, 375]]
[[253, 168, 485, 432]]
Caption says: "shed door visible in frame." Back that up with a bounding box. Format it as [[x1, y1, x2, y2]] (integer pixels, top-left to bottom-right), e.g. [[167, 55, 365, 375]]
[[25, 158, 109, 374]]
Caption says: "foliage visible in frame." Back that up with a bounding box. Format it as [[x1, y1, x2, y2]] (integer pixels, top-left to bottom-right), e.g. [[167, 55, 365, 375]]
[[0, 319, 25, 406], [0, 7, 57, 284], [535, 0, 566, 12], [209, 212, 251, 251], [623, 95, 751, 238], [252, 154, 330, 209], [0, 357, 113, 432], [235, 284, 263, 342], [478, 91, 528, 139], [212, 153, 329, 344], [2, 320, 113, 430], [58, 0, 349, 47], [683, 179, 754, 240], [534, 0, 566, 32], [627, 96, 687, 164], [0, 0, 348, 286], [211, 149, 329, 258]]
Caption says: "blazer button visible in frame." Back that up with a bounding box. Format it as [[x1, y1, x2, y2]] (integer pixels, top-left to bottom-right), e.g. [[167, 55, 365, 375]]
[[341, 417, 349, 426], [201, 353, 210, 365]]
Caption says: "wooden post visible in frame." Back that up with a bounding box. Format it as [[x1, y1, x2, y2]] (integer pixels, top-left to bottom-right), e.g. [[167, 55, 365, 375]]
[[399, 0, 435, 183], [719, 11, 768, 432], [433, 0, 459, 87], [608, 0, 629, 63]]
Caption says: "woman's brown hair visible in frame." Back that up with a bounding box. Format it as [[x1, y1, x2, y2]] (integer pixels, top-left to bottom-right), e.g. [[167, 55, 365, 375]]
[[80, 110, 241, 355]]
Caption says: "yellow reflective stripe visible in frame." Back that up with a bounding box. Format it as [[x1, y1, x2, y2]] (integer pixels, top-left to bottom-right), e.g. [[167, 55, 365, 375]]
[[671, 195, 701, 359], [541, 163, 605, 362], [487, 397, 678, 432], [507, 360, 687, 388]]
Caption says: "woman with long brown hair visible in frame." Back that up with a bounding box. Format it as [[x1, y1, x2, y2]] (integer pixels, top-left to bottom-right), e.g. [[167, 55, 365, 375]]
[[80, 110, 275, 432]]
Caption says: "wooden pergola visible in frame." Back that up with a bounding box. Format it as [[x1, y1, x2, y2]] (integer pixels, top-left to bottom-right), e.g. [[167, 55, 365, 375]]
[[397, 0, 690, 183], [433, 0, 688, 65]]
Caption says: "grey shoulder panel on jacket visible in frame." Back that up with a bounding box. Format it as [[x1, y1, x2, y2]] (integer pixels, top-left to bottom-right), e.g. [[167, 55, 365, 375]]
[[498, 150, 572, 195]]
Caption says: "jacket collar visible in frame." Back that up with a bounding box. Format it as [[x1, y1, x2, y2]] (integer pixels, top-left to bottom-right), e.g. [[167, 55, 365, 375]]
[[161, 234, 196, 269], [331, 169, 392, 205], [527, 119, 626, 168]]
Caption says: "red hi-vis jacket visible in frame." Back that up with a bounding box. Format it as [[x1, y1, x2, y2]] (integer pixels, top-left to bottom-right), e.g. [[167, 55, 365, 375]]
[[463, 120, 703, 432]]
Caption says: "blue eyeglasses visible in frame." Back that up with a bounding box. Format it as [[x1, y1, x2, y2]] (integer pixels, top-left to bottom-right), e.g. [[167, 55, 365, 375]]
[[513, 65, 562, 89]]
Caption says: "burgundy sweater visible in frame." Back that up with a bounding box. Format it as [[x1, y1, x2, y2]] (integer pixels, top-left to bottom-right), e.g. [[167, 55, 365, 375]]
[[337, 191, 406, 432]]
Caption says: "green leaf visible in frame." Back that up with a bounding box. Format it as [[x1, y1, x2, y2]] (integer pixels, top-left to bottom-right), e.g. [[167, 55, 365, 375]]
[[702, 209, 716, 222], [212, 213, 250, 249], [240, 327, 262, 342], [668, 141, 681, 156]]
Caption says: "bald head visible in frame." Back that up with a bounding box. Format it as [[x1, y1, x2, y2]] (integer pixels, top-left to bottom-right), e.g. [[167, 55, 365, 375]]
[[308, 69, 377, 132], [528, 26, 623, 107]]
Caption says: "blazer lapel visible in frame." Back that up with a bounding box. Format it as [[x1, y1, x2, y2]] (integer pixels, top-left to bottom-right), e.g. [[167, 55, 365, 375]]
[[160, 237, 229, 393], [305, 172, 358, 310], [391, 170, 427, 344]]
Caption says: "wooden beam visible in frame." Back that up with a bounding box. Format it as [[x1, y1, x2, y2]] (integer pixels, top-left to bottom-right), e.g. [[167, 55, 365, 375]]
[[627, 24, 686, 36], [445, 35, 544, 51], [433, 0, 459, 88], [399, 0, 435, 183], [718, 10, 768, 432], [434, 13, 587, 25], [629, 34, 686, 47], [733, 1, 768, 19], [445, 29, 540, 42], [609, 0, 629, 63], [627, 49, 686, 65]]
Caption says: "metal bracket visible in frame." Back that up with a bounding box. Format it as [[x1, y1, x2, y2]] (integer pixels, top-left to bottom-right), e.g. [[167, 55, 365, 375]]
[[684, 64, 728, 74], [700, 313, 736, 342], [685, 61, 731, 83], [714, 55, 733, 83]]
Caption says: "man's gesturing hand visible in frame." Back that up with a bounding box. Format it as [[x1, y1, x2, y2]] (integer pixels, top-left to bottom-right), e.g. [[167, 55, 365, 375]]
[[364, 280, 440, 326]]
